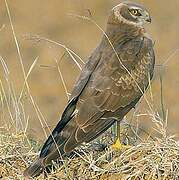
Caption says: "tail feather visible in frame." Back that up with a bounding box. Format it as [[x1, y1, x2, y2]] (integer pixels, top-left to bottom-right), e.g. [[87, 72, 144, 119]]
[[23, 158, 44, 178]]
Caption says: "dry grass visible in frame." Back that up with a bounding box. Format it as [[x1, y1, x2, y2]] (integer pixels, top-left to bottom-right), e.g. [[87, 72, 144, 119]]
[[0, 1, 179, 180], [0, 121, 179, 179]]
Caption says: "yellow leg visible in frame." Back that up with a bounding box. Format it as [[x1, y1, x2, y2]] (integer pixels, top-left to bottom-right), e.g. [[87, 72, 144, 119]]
[[111, 121, 130, 150]]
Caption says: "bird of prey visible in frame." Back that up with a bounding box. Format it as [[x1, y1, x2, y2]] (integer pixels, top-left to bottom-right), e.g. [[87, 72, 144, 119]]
[[24, 1, 155, 178]]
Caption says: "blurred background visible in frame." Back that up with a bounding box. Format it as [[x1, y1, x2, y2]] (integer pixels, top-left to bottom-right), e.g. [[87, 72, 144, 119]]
[[0, 0, 179, 141]]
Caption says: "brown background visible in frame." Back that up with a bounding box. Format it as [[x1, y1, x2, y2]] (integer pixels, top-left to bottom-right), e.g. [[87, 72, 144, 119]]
[[0, 0, 179, 140]]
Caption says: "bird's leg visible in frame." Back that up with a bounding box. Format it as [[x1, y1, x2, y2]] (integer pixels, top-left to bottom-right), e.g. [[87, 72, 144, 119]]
[[111, 121, 130, 150]]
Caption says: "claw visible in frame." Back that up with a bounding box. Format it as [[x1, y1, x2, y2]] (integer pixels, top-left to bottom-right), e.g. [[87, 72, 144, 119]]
[[111, 138, 130, 150]]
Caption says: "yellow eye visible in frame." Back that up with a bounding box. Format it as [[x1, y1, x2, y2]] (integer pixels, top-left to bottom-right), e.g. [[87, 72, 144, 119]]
[[130, 9, 141, 16], [131, 9, 138, 15]]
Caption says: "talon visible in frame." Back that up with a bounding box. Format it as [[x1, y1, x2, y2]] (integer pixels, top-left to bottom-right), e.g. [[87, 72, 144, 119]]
[[111, 138, 130, 150]]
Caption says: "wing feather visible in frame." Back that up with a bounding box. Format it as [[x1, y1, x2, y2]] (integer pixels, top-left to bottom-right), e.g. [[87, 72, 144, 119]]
[[74, 36, 155, 138], [39, 46, 102, 158], [41, 34, 155, 162]]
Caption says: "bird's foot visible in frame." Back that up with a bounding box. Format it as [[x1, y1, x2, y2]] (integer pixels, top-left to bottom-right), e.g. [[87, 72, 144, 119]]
[[111, 138, 130, 150], [91, 142, 107, 152]]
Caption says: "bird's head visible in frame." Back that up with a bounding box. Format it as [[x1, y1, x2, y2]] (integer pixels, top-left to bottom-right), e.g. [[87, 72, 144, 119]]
[[109, 1, 151, 27]]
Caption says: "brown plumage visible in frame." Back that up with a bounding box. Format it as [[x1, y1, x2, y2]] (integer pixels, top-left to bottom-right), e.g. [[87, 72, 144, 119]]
[[24, 1, 155, 178]]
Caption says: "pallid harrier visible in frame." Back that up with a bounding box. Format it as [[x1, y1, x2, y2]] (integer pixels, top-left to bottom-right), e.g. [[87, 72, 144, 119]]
[[24, 1, 155, 178]]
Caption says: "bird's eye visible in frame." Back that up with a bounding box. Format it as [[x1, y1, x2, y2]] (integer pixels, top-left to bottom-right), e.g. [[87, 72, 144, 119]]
[[130, 9, 142, 16]]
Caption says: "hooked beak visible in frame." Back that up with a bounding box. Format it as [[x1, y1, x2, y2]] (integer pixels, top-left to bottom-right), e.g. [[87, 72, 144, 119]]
[[146, 16, 151, 23]]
